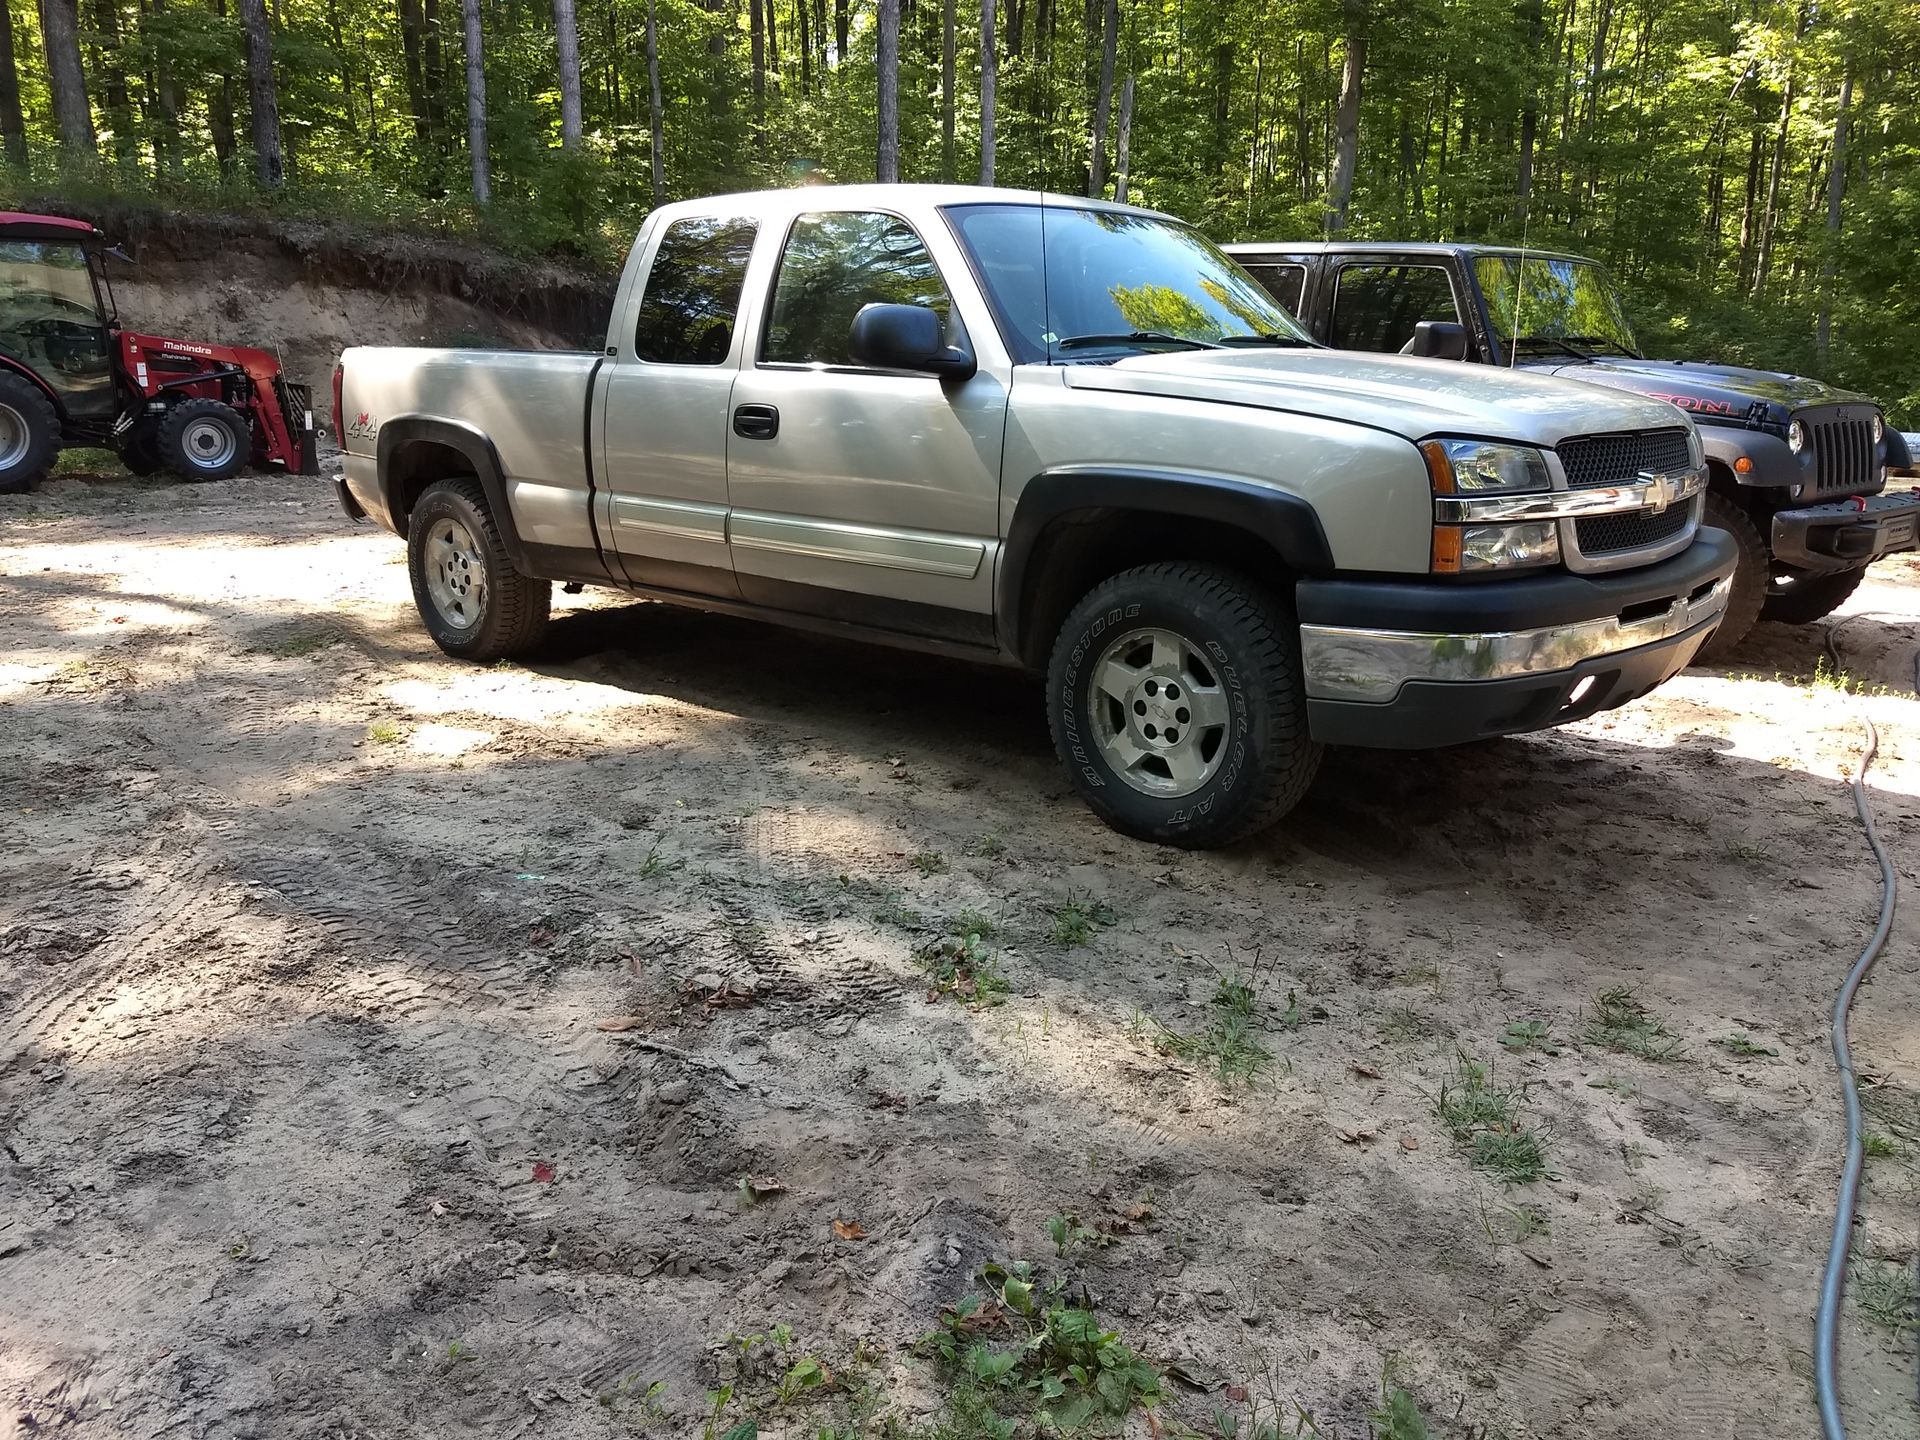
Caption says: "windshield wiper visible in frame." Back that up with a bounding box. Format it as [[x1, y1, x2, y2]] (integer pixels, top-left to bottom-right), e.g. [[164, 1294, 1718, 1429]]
[[1054, 331, 1222, 352], [1560, 333, 1640, 357], [1215, 333, 1315, 348], [1509, 334, 1596, 362]]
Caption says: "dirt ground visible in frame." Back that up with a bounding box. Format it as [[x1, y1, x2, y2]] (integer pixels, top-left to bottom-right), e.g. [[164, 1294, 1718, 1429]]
[[3, 463, 1918, 1440]]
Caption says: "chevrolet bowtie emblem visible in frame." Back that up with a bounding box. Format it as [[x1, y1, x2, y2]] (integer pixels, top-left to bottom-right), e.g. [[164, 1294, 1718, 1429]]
[[1641, 471, 1678, 515]]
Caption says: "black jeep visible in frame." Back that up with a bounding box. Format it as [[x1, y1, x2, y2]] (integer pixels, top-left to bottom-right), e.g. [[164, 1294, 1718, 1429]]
[[1223, 240, 1919, 657]]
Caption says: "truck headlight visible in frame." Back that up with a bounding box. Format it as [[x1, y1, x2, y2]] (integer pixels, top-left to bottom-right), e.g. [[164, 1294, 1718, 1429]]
[[1433, 521, 1561, 574], [1872, 412, 1885, 443], [1421, 438, 1553, 493], [1788, 419, 1807, 454]]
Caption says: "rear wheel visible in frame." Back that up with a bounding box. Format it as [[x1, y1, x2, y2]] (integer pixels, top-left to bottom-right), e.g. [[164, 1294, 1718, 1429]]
[[1047, 562, 1321, 848], [0, 373, 60, 495], [407, 477, 551, 662], [1762, 565, 1867, 625], [1697, 491, 1767, 661], [158, 398, 250, 482]]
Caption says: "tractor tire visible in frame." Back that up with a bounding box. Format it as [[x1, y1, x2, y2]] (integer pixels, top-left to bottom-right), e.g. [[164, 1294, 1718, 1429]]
[[158, 398, 251, 482], [1696, 491, 1768, 662], [1762, 565, 1868, 625], [118, 425, 164, 476], [1047, 562, 1322, 849], [407, 478, 551, 662], [0, 372, 60, 495]]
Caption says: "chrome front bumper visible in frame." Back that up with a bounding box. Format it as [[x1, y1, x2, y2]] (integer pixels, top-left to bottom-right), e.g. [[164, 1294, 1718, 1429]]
[[1301, 575, 1731, 704]]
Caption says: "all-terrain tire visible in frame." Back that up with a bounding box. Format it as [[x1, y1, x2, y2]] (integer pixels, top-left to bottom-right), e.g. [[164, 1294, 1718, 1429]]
[[0, 372, 60, 495], [1046, 563, 1322, 849], [407, 477, 551, 662], [158, 398, 251, 481], [117, 424, 164, 476], [1697, 491, 1767, 661], [1761, 565, 1867, 625]]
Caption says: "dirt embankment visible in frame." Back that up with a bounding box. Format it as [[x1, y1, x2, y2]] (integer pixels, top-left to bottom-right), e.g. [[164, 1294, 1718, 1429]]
[[38, 205, 619, 393]]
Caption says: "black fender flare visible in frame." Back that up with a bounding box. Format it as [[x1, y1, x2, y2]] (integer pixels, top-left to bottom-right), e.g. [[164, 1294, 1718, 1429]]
[[997, 466, 1335, 661], [0, 354, 66, 417], [1697, 425, 1803, 490], [376, 415, 529, 570]]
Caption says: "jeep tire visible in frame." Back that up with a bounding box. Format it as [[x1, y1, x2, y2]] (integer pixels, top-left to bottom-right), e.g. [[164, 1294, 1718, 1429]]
[[407, 477, 551, 662], [1761, 565, 1867, 625], [1047, 563, 1321, 848], [1698, 491, 1767, 661]]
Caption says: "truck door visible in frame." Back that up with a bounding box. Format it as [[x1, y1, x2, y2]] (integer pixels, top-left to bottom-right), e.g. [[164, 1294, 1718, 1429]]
[[598, 213, 759, 597], [722, 208, 1007, 646]]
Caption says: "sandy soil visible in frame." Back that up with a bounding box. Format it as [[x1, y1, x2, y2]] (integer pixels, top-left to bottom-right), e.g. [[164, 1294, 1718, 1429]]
[[2, 465, 1917, 1440]]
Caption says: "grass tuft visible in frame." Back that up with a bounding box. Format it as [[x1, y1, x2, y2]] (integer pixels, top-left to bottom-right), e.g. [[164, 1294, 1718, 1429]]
[[1435, 1054, 1551, 1185], [1150, 972, 1273, 1085], [1584, 986, 1685, 1061], [1050, 896, 1117, 947]]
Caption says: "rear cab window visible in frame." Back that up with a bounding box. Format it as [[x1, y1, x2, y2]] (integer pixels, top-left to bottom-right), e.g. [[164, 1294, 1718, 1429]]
[[761, 210, 953, 367], [1330, 263, 1464, 352], [1241, 262, 1307, 317], [633, 216, 759, 364]]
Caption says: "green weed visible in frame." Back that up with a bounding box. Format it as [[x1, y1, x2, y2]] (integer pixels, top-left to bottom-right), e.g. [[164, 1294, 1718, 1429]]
[[912, 851, 950, 876], [1151, 971, 1274, 1085], [1044, 1213, 1108, 1260], [1863, 1131, 1904, 1159], [1498, 1019, 1559, 1055], [367, 719, 405, 745], [1050, 896, 1116, 947], [1585, 987, 1686, 1061], [1368, 1386, 1432, 1440], [1712, 1032, 1777, 1059], [637, 844, 683, 880], [1854, 1259, 1919, 1334], [1436, 1055, 1551, 1185], [916, 926, 1010, 1007]]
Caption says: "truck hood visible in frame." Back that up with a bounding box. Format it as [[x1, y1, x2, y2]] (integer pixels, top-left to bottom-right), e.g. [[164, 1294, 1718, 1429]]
[[1063, 348, 1690, 446], [1525, 355, 1876, 429]]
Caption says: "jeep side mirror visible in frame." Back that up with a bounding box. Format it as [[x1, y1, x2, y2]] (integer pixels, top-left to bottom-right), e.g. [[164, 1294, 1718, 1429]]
[[1407, 320, 1469, 361], [848, 303, 977, 380]]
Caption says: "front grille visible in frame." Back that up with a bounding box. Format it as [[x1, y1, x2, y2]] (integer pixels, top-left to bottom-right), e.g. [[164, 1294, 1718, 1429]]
[[1575, 499, 1695, 556], [1557, 428, 1694, 489], [1805, 412, 1876, 494]]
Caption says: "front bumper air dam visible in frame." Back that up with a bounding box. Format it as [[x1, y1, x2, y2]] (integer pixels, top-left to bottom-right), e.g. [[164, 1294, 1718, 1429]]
[[1771, 488, 1920, 572], [1295, 530, 1736, 749]]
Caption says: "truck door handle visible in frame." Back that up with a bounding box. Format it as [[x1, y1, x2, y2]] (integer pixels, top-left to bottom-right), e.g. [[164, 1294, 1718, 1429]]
[[733, 403, 779, 439]]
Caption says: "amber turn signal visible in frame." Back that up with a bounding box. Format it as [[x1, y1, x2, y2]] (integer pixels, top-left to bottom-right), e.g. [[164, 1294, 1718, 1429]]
[[1430, 525, 1464, 573]]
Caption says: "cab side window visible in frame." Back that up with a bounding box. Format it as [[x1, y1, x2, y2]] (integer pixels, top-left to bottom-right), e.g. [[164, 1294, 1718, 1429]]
[[763, 211, 952, 367], [632, 216, 758, 365], [1329, 264, 1462, 352], [1242, 263, 1306, 317]]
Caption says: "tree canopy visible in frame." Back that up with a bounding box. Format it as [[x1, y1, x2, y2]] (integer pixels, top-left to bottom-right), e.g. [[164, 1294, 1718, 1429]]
[[0, 0, 1916, 419]]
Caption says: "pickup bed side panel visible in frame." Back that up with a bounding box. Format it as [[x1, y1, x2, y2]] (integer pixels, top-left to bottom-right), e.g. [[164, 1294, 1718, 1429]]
[[340, 346, 603, 573]]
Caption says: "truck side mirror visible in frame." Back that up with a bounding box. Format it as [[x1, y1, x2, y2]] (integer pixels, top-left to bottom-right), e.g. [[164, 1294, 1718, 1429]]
[[849, 303, 977, 380], [1407, 320, 1469, 361]]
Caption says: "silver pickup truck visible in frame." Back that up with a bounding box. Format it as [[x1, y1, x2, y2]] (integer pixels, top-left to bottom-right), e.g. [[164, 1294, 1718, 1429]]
[[333, 184, 1736, 848]]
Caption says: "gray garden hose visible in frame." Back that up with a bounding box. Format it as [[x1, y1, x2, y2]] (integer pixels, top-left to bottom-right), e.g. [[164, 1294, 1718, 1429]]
[[1810, 621, 1914, 1439]]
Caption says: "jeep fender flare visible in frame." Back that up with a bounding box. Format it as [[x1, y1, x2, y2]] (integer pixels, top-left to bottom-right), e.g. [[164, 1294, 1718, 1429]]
[[998, 466, 1335, 662], [377, 416, 529, 571], [1698, 425, 1802, 490]]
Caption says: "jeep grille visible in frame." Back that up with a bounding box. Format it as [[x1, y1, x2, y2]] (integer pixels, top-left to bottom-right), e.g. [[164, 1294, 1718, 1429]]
[[1804, 411, 1877, 495]]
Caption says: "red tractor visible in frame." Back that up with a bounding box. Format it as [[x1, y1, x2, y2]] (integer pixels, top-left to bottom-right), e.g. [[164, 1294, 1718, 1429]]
[[0, 211, 318, 494]]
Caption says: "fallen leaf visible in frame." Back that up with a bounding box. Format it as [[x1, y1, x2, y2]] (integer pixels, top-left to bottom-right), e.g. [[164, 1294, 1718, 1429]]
[[831, 1218, 867, 1241], [1225, 1383, 1249, 1402], [1399, 1136, 1420, 1151], [1336, 1127, 1379, 1145], [1122, 1201, 1155, 1223], [528, 926, 556, 948], [595, 1015, 649, 1032], [741, 1176, 787, 1199], [532, 1161, 555, 1183], [1351, 1063, 1383, 1079]]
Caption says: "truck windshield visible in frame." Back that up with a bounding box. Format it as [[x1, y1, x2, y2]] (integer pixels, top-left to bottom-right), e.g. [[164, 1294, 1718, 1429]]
[[1474, 255, 1640, 359], [945, 203, 1315, 363]]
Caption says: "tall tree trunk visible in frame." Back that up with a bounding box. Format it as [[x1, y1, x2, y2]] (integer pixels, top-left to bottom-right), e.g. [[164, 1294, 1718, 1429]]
[[748, 0, 764, 147], [150, 0, 188, 174], [1516, 0, 1541, 228], [833, 0, 847, 65], [208, 0, 237, 176], [1751, 52, 1797, 296], [797, 0, 810, 92], [939, 0, 953, 179], [462, 0, 488, 201], [1112, 71, 1133, 204], [875, 0, 898, 179], [645, 0, 663, 200], [1207, 41, 1232, 175], [978, 0, 995, 183], [1815, 64, 1851, 367], [0, 0, 29, 168], [1327, 0, 1366, 233], [398, 0, 430, 143], [553, 0, 582, 146], [237, 0, 282, 184], [38, 0, 96, 155], [423, 0, 446, 149], [1087, 0, 1115, 194], [1734, 126, 1762, 288], [92, 0, 137, 165]]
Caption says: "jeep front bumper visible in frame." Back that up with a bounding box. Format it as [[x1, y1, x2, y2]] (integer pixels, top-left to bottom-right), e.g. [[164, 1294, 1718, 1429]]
[[1771, 488, 1920, 573], [1294, 530, 1736, 748]]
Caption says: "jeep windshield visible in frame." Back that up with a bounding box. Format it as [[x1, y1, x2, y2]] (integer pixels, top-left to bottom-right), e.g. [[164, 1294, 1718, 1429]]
[[945, 202, 1315, 363], [1474, 254, 1641, 360]]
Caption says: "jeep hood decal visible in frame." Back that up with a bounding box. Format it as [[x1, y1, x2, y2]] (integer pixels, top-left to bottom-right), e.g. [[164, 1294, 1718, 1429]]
[[1530, 356, 1873, 426], [1063, 349, 1691, 446]]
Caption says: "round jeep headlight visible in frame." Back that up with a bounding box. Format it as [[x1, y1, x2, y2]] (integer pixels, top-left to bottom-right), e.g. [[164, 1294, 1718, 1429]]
[[1872, 412, 1885, 443], [1787, 420, 1807, 454]]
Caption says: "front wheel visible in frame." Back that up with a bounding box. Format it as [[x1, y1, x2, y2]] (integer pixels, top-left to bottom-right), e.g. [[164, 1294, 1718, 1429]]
[[406, 477, 551, 662], [1047, 563, 1322, 849], [1762, 565, 1867, 625], [1696, 491, 1767, 661], [158, 398, 251, 482]]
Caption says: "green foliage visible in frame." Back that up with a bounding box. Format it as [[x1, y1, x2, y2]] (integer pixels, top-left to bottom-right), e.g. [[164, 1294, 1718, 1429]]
[[1151, 970, 1274, 1084], [1436, 1054, 1551, 1185], [1585, 987, 1686, 1061], [915, 919, 1010, 1007], [1050, 896, 1117, 947]]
